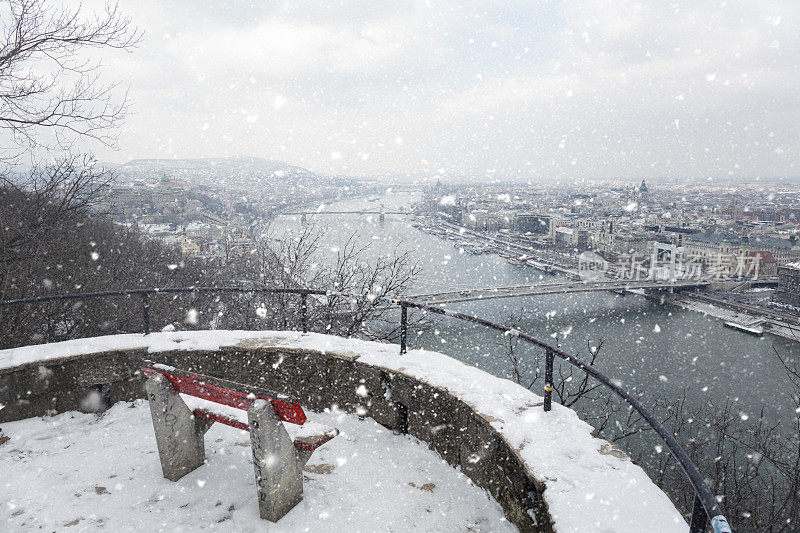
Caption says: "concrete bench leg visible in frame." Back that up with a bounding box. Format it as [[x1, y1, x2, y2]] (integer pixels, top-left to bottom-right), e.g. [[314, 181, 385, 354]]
[[145, 374, 209, 481], [248, 400, 303, 522], [295, 447, 314, 469]]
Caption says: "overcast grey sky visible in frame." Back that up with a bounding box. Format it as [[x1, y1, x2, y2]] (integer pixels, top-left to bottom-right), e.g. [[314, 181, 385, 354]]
[[86, 0, 798, 180]]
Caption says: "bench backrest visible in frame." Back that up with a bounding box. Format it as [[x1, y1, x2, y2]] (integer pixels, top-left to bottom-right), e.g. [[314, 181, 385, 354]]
[[140, 361, 307, 425]]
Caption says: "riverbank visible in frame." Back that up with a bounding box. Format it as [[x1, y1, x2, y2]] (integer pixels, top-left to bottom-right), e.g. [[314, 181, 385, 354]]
[[414, 212, 800, 343], [669, 292, 800, 342]]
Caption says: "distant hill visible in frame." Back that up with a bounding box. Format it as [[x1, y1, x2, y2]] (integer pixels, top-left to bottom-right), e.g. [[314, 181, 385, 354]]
[[117, 156, 311, 175], [108, 156, 319, 189]]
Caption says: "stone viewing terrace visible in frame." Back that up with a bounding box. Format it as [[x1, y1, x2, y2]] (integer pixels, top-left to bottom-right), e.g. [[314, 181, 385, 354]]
[[0, 330, 688, 532], [3, 398, 510, 530]]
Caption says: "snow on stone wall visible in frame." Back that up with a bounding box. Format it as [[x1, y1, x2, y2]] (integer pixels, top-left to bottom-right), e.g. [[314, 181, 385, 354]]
[[0, 331, 687, 532]]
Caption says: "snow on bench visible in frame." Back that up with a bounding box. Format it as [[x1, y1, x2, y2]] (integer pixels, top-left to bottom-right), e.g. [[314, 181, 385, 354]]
[[140, 361, 338, 522]]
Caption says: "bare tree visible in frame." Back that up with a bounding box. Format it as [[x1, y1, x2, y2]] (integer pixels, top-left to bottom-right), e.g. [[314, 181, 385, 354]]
[[216, 223, 422, 341], [0, 0, 140, 155], [0, 154, 111, 271], [499, 324, 800, 531], [0, 208, 219, 348], [502, 329, 651, 443], [643, 390, 799, 532], [317, 232, 421, 339], [0, 1, 141, 287]]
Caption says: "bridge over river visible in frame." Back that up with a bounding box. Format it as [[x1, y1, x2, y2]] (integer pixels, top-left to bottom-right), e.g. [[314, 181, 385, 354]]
[[281, 210, 412, 215], [409, 279, 711, 303]]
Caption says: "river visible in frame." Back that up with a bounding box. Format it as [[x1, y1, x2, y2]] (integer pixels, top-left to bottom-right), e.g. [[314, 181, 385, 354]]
[[276, 191, 800, 433]]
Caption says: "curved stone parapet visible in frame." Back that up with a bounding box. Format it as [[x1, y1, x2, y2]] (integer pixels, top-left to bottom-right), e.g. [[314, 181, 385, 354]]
[[0, 331, 686, 532]]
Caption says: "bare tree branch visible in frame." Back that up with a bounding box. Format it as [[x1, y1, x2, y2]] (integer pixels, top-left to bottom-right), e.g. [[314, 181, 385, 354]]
[[0, 0, 141, 156]]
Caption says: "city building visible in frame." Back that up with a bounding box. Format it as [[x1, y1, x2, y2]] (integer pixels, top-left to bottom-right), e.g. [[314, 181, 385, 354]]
[[748, 250, 778, 276], [775, 262, 800, 307], [513, 213, 551, 235]]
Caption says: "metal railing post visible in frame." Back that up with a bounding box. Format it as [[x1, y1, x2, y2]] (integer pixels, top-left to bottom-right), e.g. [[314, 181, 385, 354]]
[[400, 303, 408, 354], [300, 293, 308, 333], [544, 348, 553, 411], [141, 293, 150, 335], [689, 492, 709, 533]]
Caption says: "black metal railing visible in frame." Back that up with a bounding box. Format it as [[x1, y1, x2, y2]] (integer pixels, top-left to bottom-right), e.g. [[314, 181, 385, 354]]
[[0, 286, 731, 533], [393, 299, 731, 533], [0, 287, 327, 336]]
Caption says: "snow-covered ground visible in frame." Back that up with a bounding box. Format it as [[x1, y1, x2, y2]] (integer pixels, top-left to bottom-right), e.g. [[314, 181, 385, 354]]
[[0, 331, 688, 531], [1, 400, 513, 532]]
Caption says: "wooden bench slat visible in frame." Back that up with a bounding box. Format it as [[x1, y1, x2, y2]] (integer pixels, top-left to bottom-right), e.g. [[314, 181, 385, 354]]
[[193, 408, 250, 432], [193, 409, 337, 453], [141, 361, 306, 425], [293, 429, 339, 451]]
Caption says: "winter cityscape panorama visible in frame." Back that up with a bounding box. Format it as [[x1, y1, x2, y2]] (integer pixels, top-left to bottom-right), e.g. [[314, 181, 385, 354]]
[[2, 1, 800, 532]]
